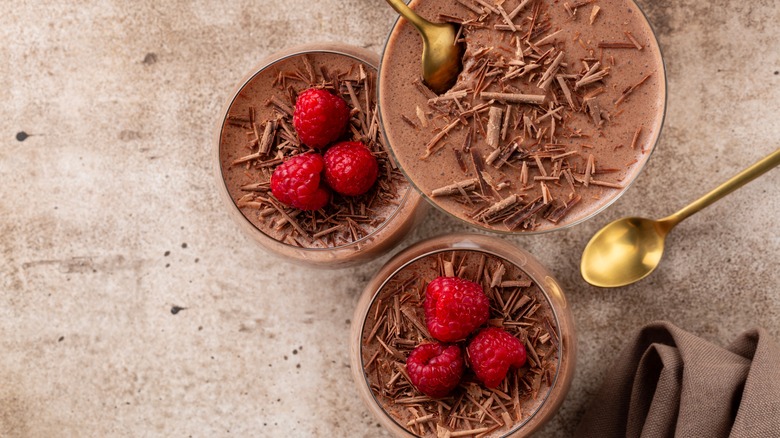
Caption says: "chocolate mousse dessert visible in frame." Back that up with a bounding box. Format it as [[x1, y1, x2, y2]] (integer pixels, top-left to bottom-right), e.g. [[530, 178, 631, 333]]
[[357, 242, 567, 437], [216, 46, 424, 266], [380, 0, 666, 232]]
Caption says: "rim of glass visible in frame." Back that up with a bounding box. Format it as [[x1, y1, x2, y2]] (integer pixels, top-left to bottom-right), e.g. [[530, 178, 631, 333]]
[[217, 45, 417, 252], [376, 0, 669, 236], [357, 241, 564, 437]]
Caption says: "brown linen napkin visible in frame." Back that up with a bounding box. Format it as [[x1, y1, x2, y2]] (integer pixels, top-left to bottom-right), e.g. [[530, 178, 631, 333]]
[[575, 321, 780, 438]]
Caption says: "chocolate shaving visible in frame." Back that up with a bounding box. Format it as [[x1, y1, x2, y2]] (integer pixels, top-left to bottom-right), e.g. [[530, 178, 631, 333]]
[[584, 154, 595, 187], [476, 194, 519, 222], [497, 5, 517, 32], [454, 150, 468, 173], [431, 178, 479, 197], [597, 42, 638, 49], [494, 141, 519, 169], [616, 73, 653, 106], [257, 119, 277, 156], [456, 0, 485, 15], [503, 197, 546, 229], [267, 95, 293, 116], [540, 182, 552, 204], [301, 55, 316, 84], [520, 161, 529, 187], [490, 263, 506, 288], [533, 155, 548, 177], [470, 148, 491, 197], [480, 92, 546, 105], [575, 63, 610, 89], [472, 0, 499, 14], [485, 147, 502, 166], [376, 337, 405, 361], [538, 51, 565, 90], [590, 5, 601, 24], [588, 179, 623, 189], [585, 99, 602, 127], [401, 114, 419, 129], [534, 29, 564, 47], [624, 31, 644, 50], [486, 106, 503, 149], [416, 106, 429, 128], [429, 90, 469, 105], [345, 81, 365, 126], [556, 76, 576, 110], [414, 79, 437, 99], [268, 198, 308, 238], [422, 119, 461, 159], [551, 150, 579, 161], [506, 0, 531, 20], [312, 225, 344, 239], [501, 279, 533, 288], [630, 126, 643, 149], [571, 0, 595, 8], [500, 104, 512, 141], [544, 194, 582, 223]]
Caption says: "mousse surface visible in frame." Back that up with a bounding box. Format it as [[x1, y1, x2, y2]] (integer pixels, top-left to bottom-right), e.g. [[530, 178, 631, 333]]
[[380, 0, 665, 232]]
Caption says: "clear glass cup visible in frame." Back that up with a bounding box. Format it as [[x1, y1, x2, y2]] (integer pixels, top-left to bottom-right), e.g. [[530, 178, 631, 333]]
[[350, 234, 576, 437], [214, 43, 428, 268], [377, 0, 667, 235]]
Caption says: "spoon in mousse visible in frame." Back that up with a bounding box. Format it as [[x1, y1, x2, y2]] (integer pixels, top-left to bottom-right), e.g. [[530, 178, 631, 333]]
[[581, 148, 780, 288], [384, 0, 464, 94]]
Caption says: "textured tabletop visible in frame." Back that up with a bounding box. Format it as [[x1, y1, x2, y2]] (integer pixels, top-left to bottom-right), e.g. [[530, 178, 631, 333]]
[[1, 1, 779, 436]]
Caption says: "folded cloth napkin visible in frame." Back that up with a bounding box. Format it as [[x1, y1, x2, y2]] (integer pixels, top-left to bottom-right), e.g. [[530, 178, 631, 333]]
[[575, 321, 780, 438]]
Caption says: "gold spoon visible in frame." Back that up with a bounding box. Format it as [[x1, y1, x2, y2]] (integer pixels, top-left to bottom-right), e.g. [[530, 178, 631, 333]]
[[581, 148, 780, 288], [384, 0, 463, 94]]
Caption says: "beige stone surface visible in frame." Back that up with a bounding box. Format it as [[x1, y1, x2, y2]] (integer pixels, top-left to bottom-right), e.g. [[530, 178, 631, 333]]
[[0, 0, 778, 437]]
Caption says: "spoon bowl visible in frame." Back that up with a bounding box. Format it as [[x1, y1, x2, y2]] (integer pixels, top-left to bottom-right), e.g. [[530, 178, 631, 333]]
[[384, 0, 463, 94], [581, 217, 669, 288], [418, 22, 463, 94]]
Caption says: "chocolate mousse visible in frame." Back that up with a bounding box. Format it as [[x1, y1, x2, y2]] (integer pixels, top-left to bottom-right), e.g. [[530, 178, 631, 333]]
[[360, 249, 561, 437], [216, 47, 423, 266], [380, 0, 666, 232]]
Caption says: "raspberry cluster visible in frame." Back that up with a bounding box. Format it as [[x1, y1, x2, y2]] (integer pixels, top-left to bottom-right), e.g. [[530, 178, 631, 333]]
[[406, 276, 527, 398], [270, 88, 379, 211]]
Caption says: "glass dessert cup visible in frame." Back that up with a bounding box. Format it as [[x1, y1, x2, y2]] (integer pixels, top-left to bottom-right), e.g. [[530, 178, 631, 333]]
[[214, 43, 428, 268], [377, 0, 668, 235], [350, 234, 576, 437]]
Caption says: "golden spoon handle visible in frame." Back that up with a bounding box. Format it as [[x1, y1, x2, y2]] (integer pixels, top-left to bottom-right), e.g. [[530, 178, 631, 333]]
[[662, 148, 780, 228], [384, 0, 433, 35]]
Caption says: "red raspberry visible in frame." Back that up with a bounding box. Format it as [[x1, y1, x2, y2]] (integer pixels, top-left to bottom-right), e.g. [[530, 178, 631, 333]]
[[424, 277, 490, 343], [323, 141, 379, 196], [406, 342, 464, 398], [293, 88, 350, 149], [270, 153, 330, 211], [467, 328, 527, 388]]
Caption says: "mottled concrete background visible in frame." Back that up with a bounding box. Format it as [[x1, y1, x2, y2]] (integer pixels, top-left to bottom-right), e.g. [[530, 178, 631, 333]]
[[1, 1, 778, 437]]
